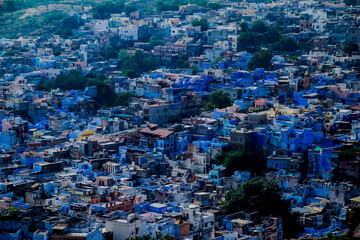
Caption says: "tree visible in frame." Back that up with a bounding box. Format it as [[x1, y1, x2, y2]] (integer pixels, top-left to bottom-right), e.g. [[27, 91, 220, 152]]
[[7, 207, 20, 216], [221, 178, 289, 216], [149, 37, 165, 49], [343, 41, 359, 55], [44, 11, 64, 23], [118, 50, 158, 77], [263, 26, 281, 44], [105, 46, 118, 59], [53, 15, 80, 37], [191, 17, 209, 31], [216, 146, 266, 175], [37, 80, 51, 91], [53, 49, 61, 56], [223, 68, 233, 74], [93, 2, 113, 19], [157, 0, 208, 12], [126, 70, 138, 79], [237, 31, 257, 52], [191, 66, 199, 75], [115, 92, 135, 106], [123, 4, 137, 16], [157, 1, 179, 12], [4, 0, 16, 12], [338, 147, 360, 162], [251, 20, 267, 33], [96, 84, 118, 107], [85, 73, 119, 108], [62, 16, 79, 30], [177, 53, 189, 68], [93, 1, 125, 19], [273, 36, 297, 52], [247, 49, 272, 70], [36, 71, 120, 108], [161, 235, 175, 240], [204, 90, 232, 110], [118, 49, 133, 69], [240, 22, 249, 32], [211, 57, 222, 68], [54, 70, 87, 91], [344, 0, 358, 6], [223, 150, 250, 169], [3, 50, 16, 56], [206, 2, 222, 10], [325, 233, 349, 240], [86, 73, 107, 87], [213, 152, 226, 165]]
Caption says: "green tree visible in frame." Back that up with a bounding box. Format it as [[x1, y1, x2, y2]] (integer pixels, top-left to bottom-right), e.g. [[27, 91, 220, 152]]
[[161, 235, 175, 240], [247, 49, 272, 70], [263, 26, 281, 44], [36, 71, 120, 108], [223, 68, 233, 74], [221, 178, 289, 216], [85, 73, 118, 108], [93, 1, 125, 19], [155, 232, 162, 240], [107, 43, 126, 57], [217, 147, 266, 175], [251, 20, 267, 33], [142, 234, 152, 240], [325, 233, 349, 240], [123, 4, 137, 16], [96, 84, 117, 108], [213, 152, 226, 165], [237, 31, 257, 52], [191, 66, 199, 75], [53, 15, 80, 37], [177, 53, 189, 68], [339, 149, 357, 162], [118, 50, 157, 77], [149, 37, 165, 49], [191, 17, 209, 31], [273, 36, 297, 52], [211, 57, 222, 68], [126, 69, 138, 78], [157, 1, 179, 11], [344, 0, 358, 6], [3, 50, 17, 56], [54, 70, 87, 91], [7, 207, 19, 216], [86, 73, 107, 87], [223, 150, 246, 168], [240, 22, 249, 32], [53, 49, 61, 56], [4, 0, 16, 12], [204, 90, 232, 111], [44, 11, 64, 23], [118, 49, 133, 69], [62, 16, 79, 29], [344, 41, 359, 55], [206, 2, 222, 10], [156, 0, 208, 12], [105, 45, 118, 59]]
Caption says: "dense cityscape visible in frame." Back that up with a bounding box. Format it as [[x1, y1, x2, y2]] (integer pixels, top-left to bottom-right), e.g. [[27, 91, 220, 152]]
[[0, 0, 360, 239]]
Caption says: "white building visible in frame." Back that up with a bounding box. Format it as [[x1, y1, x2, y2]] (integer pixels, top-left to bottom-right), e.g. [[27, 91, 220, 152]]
[[119, 26, 139, 41], [93, 20, 109, 32], [180, 204, 215, 239], [105, 214, 141, 240]]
